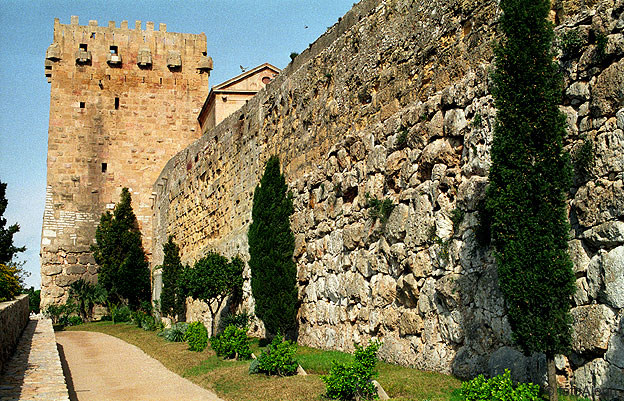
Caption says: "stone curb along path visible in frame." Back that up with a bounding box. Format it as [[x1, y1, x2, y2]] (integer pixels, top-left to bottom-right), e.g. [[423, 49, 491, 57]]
[[0, 317, 70, 401], [55, 330, 223, 401]]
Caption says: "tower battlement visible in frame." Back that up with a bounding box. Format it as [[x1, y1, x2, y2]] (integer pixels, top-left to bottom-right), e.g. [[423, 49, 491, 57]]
[[45, 16, 212, 82]]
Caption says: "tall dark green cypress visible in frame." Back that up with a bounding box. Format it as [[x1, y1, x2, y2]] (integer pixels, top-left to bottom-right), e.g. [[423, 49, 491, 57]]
[[487, 1, 576, 400], [160, 236, 185, 322], [92, 188, 150, 309], [248, 156, 298, 336]]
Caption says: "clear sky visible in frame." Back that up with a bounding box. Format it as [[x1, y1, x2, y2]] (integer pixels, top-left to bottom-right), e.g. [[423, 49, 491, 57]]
[[0, 0, 355, 289]]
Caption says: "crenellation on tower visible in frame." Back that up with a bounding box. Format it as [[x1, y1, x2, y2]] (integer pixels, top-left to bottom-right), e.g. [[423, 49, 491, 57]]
[[40, 16, 212, 308]]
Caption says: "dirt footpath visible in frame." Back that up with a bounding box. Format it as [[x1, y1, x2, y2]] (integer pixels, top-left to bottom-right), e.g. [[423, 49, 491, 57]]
[[56, 331, 223, 401]]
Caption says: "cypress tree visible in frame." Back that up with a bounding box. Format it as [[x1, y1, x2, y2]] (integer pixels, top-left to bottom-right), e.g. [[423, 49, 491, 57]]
[[248, 156, 298, 336], [92, 188, 150, 308], [0, 181, 25, 265], [487, 1, 576, 400], [160, 236, 185, 322]]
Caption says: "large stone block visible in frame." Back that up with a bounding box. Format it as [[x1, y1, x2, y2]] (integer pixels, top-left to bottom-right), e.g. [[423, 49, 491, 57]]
[[571, 304, 616, 354]]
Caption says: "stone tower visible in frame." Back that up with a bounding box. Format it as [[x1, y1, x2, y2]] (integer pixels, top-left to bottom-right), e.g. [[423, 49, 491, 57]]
[[40, 16, 212, 307]]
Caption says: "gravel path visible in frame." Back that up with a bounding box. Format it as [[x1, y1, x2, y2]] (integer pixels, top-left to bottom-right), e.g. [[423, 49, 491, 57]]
[[55, 331, 223, 401]]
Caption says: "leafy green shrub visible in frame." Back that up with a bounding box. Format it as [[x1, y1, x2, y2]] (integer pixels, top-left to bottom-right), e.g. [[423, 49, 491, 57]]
[[44, 301, 77, 326], [159, 322, 189, 342], [366, 194, 395, 223], [0, 263, 22, 302], [68, 279, 107, 322], [66, 315, 83, 326], [220, 310, 251, 330], [110, 304, 131, 323], [559, 30, 584, 58], [131, 309, 159, 331], [460, 370, 541, 401], [256, 334, 299, 376], [210, 324, 252, 360], [185, 321, 208, 352], [322, 340, 382, 400]]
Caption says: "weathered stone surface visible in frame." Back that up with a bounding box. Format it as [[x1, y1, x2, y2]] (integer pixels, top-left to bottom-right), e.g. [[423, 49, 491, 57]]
[[488, 347, 546, 385], [582, 221, 624, 248], [571, 304, 616, 354], [443, 109, 467, 136], [602, 246, 624, 308], [396, 273, 419, 307], [573, 179, 624, 228], [606, 333, 624, 369], [569, 239, 590, 275], [617, 108, 624, 130], [591, 59, 624, 116]]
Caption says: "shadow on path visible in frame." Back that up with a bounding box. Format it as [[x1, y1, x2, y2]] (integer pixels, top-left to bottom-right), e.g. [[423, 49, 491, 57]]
[[57, 341, 78, 401]]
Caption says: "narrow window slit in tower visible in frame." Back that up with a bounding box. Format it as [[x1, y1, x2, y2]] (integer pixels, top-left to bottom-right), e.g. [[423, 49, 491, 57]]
[[160, 78, 162, 84], [90, 32, 95, 39], [114, 97, 119, 110], [101, 163, 107, 173], [80, 101, 85, 109]]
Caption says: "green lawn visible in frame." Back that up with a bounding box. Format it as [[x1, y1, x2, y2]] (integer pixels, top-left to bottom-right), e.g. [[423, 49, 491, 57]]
[[64, 322, 589, 401]]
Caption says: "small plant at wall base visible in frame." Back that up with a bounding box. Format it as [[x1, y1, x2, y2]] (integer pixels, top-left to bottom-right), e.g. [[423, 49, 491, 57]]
[[185, 321, 208, 352], [486, 1, 576, 400], [595, 32, 608, 61], [91, 187, 151, 309], [68, 279, 107, 322], [322, 339, 382, 401], [251, 334, 299, 376], [248, 156, 298, 337], [210, 324, 252, 360], [461, 370, 541, 401], [159, 235, 185, 323]]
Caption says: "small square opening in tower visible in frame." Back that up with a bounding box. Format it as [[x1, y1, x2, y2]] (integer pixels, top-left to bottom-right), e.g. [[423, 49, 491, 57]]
[[79, 101, 85, 109], [79, 43, 88, 51], [110, 46, 118, 55], [90, 32, 96, 39], [101, 163, 107, 173], [114, 97, 119, 110]]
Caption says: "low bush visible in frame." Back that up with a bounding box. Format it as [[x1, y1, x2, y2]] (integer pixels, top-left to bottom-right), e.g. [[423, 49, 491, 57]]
[[460, 370, 541, 401], [66, 315, 83, 326], [110, 304, 131, 323], [322, 339, 382, 400], [210, 324, 252, 360], [44, 301, 77, 326], [159, 322, 189, 342], [255, 334, 298, 376], [366, 194, 395, 223], [185, 321, 208, 352]]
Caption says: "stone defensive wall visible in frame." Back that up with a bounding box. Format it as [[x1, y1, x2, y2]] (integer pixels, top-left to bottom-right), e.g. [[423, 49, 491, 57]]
[[0, 295, 29, 374], [153, 0, 624, 395]]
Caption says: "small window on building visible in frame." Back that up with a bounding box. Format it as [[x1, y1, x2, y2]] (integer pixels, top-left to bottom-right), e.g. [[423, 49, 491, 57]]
[[101, 163, 107, 173], [79, 43, 88, 51], [109, 45, 118, 55], [79, 101, 85, 108], [262, 76, 271, 84], [90, 32, 96, 39], [114, 97, 119, 110]]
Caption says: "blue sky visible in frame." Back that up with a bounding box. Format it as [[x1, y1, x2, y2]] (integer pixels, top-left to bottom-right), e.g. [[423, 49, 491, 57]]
[[0, 0, 355, 289]]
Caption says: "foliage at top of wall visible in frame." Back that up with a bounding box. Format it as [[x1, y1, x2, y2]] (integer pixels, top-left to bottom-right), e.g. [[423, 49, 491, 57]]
[[91, 187, 151, 308], [248, 156, 298, 337], [487, 0, 576, 399], [0, 180, 25, 266]]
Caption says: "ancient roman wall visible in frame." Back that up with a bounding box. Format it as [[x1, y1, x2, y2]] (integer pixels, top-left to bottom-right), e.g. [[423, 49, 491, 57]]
[[41, 17, 211, 307], [153, 0, 624, 396]]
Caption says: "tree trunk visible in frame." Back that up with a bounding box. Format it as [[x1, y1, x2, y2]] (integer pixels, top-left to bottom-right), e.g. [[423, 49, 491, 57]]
[[547, 354, 558, 401]]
